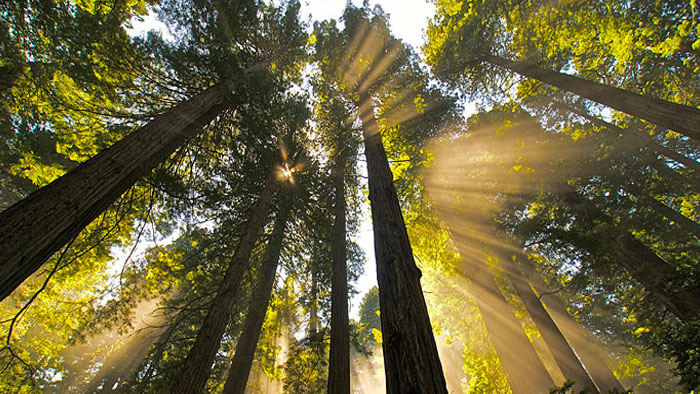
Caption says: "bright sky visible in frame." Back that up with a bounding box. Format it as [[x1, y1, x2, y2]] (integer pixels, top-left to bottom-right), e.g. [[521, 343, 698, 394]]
[[129, 0, 438, 319]]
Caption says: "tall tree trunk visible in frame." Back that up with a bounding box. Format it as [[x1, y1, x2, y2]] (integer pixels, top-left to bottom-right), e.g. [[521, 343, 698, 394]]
[[170, 170, 277, 394], [309, 269, 319, 335], [357, 90, 448, 394], [484, 54, 700, 141], [221, 199, 291, 394], [621, 182, 700, 240], [440, 217, 554, 394], [559, 188, 700, 321], [327, 152, 350, 394], [649, 159, 695, 188], [0, 84, 229, 301], [500, 249, 598, 393], [564, 105, 700, 174], [521, 263, 625, 393]]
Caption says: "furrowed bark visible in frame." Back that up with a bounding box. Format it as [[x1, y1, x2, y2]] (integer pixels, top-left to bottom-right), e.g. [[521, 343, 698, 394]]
[[170, 170, 277, 394], [358, 90, 448, 394], [0, 84, 229, 301], [501, 251, 598, 393], [485, 55, 700, 141], [327, 152, 350, 394], [221, 200, 290, 394]]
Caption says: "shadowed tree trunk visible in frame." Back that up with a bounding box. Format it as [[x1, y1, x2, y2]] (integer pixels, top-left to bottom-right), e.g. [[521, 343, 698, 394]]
[[521, 262, 625, 393], [440, 216, 554, 394], [650, 159, 693, 187], [0, 84, 229, 301], [309, 269, 319, 335], [500, 249, 598, 393], [357, 90, 448, 394], [136, 322, 178, 388], [170, 169, 277, 394], [327, 149, 350, 394], [564, 105, 700, 175], [621, 182, 700, 240], [0, 64, 22, 93], [221, 198, 291, 394], [484, 54, 700, 141], [559, 187, 700, 321]]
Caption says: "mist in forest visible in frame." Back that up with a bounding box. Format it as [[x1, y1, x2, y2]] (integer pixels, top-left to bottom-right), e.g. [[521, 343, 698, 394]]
[[54, 297, 167, 393], [421, 119, 598, 393]]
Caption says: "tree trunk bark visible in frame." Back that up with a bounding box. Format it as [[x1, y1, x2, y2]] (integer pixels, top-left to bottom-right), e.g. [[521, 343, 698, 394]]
[[358, 90, 448, 394], [440, 217, 554, 394], [485, 54, 700, 141], [500, 250, 598, 393], [564, 105, 700, 174], [327, 152, 350, 394], [521, 263, 625, 393], [170, 170, 277, 394], [0, 84, 229, 301], [559, 188, 700, 321], [221, 199, 291, 394]]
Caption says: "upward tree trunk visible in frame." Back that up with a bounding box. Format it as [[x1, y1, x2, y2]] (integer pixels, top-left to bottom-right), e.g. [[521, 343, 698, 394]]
[[521, 262, 625, 393], [170, 170, 277, 394], [621, 182, 700, 240], [564, 105, 700, 174], [439, 217, 554, 394], [357, 90, 448, 394], [0, 84, 229, 301], [309, 269, 319, 335], [500, 250, 598, 393], [484, 54, 700, 141], [327, 151, 350, 394], [221, 199, 291, 394], [559, 188, 700, 321]]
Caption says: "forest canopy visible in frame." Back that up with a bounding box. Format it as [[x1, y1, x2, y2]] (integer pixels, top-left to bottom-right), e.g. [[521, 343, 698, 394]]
[[0, 0, 699, 393]]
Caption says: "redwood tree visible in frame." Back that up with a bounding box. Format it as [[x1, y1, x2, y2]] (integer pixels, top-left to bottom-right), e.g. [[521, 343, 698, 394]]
[[221, 197, 291, 394], [170, 168, 277, 394]]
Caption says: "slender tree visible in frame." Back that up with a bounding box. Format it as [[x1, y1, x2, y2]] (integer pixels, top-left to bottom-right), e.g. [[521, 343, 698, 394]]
[[557, 186, 700, 321], [439, 214, 554, 394], [563, 105, 700, 175], [221, 196, 291, 394], [170, 167, 278, 394], [482, 55, 700, 141], [499, 249, 598, 393], [327, 137, 350, 394], [520, 260, 626, 393]]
